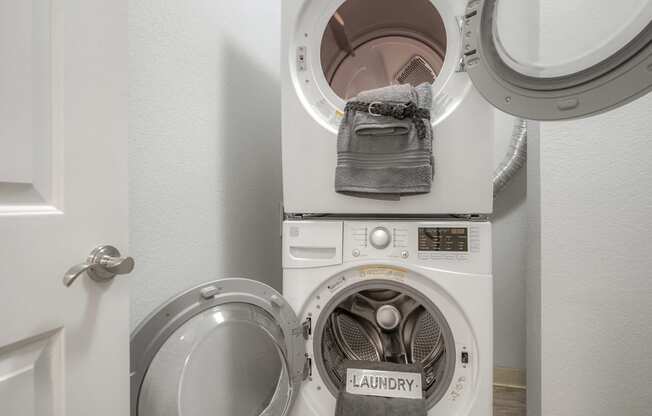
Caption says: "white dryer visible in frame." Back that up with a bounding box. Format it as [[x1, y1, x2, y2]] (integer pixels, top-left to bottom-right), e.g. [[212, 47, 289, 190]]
[[131, 219, 492, 416], [282, 0, 652, 215]]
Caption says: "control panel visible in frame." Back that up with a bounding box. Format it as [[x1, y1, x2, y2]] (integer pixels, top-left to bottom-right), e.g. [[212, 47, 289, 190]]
[[418, 227, 468, 252], [342, 221, 491, 274]]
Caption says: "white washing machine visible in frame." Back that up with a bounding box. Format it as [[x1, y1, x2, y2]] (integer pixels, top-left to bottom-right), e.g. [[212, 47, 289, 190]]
[[282, 0, 652, 215], [131, 219, 492, 416]]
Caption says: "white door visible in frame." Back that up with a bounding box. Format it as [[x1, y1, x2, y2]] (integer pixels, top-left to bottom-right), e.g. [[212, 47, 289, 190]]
[[464, 0, 652, 120], [0, 0, 129, 415]]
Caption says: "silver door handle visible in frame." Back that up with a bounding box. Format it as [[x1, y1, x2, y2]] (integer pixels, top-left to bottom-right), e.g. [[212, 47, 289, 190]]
[[63, 245, 135, 287]]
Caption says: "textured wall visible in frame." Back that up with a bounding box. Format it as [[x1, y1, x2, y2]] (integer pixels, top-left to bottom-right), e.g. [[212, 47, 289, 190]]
[[129, 1, 282, 329], [526, 121, 542, 415], [491, 0, 537, 371], [528, 2, 652, 414], [535, 95, 652, 416], [493, 112, 527, 370]]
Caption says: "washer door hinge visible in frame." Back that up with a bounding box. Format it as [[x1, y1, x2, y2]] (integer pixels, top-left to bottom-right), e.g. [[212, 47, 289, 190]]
[[302, 317, 312, 339], [302, 355, 313, 380], [292, 317, 312, 340]]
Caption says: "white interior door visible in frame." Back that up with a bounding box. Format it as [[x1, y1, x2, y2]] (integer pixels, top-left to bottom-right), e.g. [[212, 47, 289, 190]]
[[0, 0, 129, 415]]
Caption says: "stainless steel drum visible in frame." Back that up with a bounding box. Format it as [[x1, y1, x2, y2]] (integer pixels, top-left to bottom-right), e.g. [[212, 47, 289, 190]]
[[316, 283, 455, 405]]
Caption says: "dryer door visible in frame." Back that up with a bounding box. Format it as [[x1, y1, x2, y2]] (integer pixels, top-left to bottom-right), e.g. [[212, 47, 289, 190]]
[[130, 279, 307, 416], [464, 0, 652, 120]]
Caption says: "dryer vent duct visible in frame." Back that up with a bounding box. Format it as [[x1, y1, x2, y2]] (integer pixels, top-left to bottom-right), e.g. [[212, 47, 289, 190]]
[[493, 119, 528, 197]]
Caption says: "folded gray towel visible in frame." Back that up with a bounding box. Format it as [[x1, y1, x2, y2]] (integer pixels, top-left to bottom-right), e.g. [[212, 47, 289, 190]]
[[335, 83, 434, 200], [335, 360, 427, 416]]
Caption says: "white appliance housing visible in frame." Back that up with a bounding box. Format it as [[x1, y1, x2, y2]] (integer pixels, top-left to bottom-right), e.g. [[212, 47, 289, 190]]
[[282, 220, 493, 416], [282, 0, 495, 215]]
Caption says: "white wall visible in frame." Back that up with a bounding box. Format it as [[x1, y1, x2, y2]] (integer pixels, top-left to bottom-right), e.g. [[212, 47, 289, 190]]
[[526, 121, 542, 414], [528, 1, 652, 414], [493, 112, 527, 370], [491, 0, 537, 371], [532, 94, 652, 416], [129, 1, 283, 328]]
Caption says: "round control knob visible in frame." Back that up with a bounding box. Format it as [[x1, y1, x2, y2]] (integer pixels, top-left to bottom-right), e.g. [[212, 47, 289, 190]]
[[376, 305, 401, 331], [369, 227, 391, 249]]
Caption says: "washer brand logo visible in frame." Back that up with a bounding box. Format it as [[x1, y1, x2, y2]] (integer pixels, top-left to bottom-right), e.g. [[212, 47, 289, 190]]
[[346, 368, 423, 400]]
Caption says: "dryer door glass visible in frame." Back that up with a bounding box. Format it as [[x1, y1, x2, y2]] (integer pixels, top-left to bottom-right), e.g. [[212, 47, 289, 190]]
[[131, 279, 305, 416], [465, 0, 652, 120]]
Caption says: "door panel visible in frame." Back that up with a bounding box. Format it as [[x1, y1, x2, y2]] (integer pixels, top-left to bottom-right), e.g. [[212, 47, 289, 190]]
[[0, 330, 63, 416], [0, 0, 129, 415], [0, 0, 62, 212], [464, 0, 652, 120]]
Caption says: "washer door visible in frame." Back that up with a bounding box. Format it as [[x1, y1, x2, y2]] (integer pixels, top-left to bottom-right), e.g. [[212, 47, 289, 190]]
[[130, 279, 307, 416], [464, 0, 652, 120]]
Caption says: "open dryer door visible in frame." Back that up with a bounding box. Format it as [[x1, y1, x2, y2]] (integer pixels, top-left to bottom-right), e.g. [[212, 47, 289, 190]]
[[464, 0, 652, 120], [130, 279, 307, 416]]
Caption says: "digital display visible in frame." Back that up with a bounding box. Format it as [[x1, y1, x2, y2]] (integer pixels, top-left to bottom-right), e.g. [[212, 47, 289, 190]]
[[418, 228, 468, 252]]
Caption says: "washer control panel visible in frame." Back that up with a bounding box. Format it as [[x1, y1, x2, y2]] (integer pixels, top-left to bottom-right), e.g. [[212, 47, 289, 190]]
[[418, 227, 468, 252], [343, 221, 491, 274]]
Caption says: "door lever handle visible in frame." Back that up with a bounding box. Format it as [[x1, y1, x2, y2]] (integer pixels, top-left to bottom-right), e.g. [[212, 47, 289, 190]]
[[63, 263, 94, 287], [99, 255, 135, 275], [63, 245, 135, 287]]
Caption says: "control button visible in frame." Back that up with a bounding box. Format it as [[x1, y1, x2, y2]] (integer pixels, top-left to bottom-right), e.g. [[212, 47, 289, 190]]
[[369, 227, 391, 249], [461, 352, 469, 364], [401, 250, 409, 259], [352, 249, 360, 257]]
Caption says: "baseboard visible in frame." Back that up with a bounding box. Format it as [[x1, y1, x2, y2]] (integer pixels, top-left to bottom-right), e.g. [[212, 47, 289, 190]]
[[494, 367, 526, 390]]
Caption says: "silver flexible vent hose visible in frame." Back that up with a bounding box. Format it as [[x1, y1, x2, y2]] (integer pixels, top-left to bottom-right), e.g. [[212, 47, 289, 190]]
[[493, 119, 527, 197]]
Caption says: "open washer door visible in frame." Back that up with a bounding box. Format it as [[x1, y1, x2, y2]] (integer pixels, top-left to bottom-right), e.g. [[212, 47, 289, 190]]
[[130, 279, 308, 416], [464, 0, 652, 120]]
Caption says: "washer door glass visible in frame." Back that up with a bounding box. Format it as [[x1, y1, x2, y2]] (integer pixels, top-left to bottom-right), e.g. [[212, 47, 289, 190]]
[[131, 279, 305, 416], [465, 0, 652, 120]]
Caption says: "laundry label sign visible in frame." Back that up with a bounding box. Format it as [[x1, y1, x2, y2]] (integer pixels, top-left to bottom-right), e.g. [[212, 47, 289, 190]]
[[346, 368, 423, 400]]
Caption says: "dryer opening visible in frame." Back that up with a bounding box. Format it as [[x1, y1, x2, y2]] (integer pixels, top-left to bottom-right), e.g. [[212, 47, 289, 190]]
[[313, 282, 456, 407], [320, 0, 448, 100]]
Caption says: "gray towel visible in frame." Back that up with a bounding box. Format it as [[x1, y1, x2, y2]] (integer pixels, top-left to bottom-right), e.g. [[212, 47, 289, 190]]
[[335, 83, 434, 200], [335, 360, 427, 416]]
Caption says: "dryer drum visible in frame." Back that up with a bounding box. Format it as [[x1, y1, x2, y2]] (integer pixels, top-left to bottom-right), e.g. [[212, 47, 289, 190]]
[[321, 289, 447, 393], [321, 0, 447, 99]]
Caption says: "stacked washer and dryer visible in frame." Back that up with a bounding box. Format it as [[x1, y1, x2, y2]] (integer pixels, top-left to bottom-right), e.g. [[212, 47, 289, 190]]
[[131, 1, 652, 415], [280, 0, 494, 414]]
